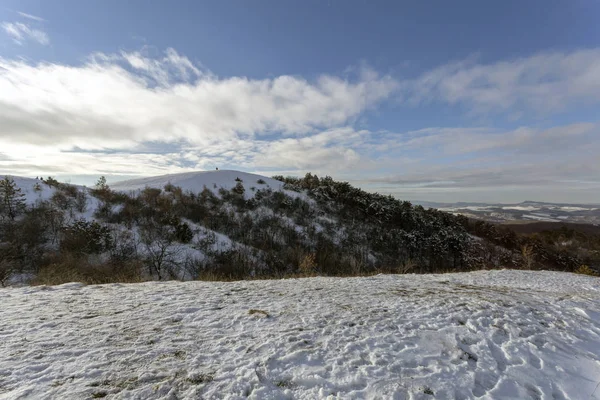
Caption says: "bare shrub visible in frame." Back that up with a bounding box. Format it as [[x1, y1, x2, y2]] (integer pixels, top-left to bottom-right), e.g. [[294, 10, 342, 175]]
[[298, 253, 317, 275], [575, 264, 598, 276], [51, 191, 73, 211], [74, 190, 88, 213], [34, 253, 144, 285], [61, 220, 112, 255], [34, 253, 87, 285], [521, 244, 535, 269], [0, 258, 15, 287], [139, 219, 182, 280], [398, 258, 417, 274], [202, 247, 256, 280]]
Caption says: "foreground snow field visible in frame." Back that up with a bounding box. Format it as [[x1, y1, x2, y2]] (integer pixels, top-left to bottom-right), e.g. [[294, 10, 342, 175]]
[[1, 271, 599, 400]]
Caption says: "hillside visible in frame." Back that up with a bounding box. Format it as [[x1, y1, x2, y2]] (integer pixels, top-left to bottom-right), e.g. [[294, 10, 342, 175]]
[[0, 171, 598, 286], [1, 270, 599, 399]]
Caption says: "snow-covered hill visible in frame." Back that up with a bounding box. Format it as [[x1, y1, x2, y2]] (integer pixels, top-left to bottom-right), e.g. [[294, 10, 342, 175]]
[[5, 176, 59, 205], [1, 270, 599, 399], [3, 176, 100, 222], [111, 170, 302, 200], [4, 171, 595, 283]]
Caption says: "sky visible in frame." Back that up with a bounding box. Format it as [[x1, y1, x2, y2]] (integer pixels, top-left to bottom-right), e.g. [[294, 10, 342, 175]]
[[1, 0, 599, 204]]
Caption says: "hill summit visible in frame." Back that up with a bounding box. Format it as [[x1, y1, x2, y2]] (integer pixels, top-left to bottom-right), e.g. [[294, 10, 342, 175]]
[[111, 170, 292, 199]]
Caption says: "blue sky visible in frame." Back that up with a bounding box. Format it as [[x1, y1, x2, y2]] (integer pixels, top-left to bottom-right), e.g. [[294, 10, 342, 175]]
[[1, 0, 599, 203]]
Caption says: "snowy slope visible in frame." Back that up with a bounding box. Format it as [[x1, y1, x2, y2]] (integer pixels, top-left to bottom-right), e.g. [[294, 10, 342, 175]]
[[6, 176, 100, 222], [1, 270, 599, 399], [111, 170, 301, 199], [4, 176, 56, 205]]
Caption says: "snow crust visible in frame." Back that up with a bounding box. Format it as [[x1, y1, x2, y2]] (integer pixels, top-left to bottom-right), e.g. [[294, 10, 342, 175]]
[[1, 270, 599, 399]]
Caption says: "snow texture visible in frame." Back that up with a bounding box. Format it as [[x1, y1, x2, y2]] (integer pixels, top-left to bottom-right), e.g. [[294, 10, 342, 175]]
[[1, 270, 599, 399]]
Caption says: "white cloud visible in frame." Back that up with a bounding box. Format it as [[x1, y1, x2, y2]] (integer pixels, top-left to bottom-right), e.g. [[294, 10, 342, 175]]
[[253, 127, 369, 171], [90, 47, 207, 86], [357, 122, 600, 202], [0, 49, 396, 153], [408, 49, 600, 114], [1, 21, 49, 45], [16, 11, 46, 22], [0, 144, 195, 178], [392, 123, 597, 155], [1, 47, 599, 202]]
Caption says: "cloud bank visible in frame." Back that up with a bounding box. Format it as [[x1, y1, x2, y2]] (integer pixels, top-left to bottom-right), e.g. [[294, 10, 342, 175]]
[[409, 49, 600, 114], [0, 47, 599, 202]]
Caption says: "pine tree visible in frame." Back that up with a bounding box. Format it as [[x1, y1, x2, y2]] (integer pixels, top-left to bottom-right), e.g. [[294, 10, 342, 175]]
[[95, 176, 109, 192], [232, 181, 245, 196], [43, 176, 60, 188], [0, 177, 26, 221], [92, 175, 111, 202]]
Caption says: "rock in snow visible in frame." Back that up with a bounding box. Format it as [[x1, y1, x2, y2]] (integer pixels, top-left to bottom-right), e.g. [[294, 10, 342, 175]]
[[1, 270, 599, 399]]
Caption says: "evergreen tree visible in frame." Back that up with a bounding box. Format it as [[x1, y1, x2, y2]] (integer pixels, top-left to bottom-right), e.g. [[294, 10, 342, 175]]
[[42, 176, 60, 188], [95, 176, 109, 192], [92, 175, 112, 203], [0, 177, 26, 221], [232, 181, 245, 196]]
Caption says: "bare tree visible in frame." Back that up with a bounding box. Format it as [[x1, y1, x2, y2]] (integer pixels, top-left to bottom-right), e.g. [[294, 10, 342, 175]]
[[521, 244, 535, 269], [0, 256, 15, 287], [139, 220, 183, 280]]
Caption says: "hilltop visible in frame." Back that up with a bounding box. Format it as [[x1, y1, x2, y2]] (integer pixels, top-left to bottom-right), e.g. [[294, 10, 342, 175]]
[[111, 170, 299, 200]]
